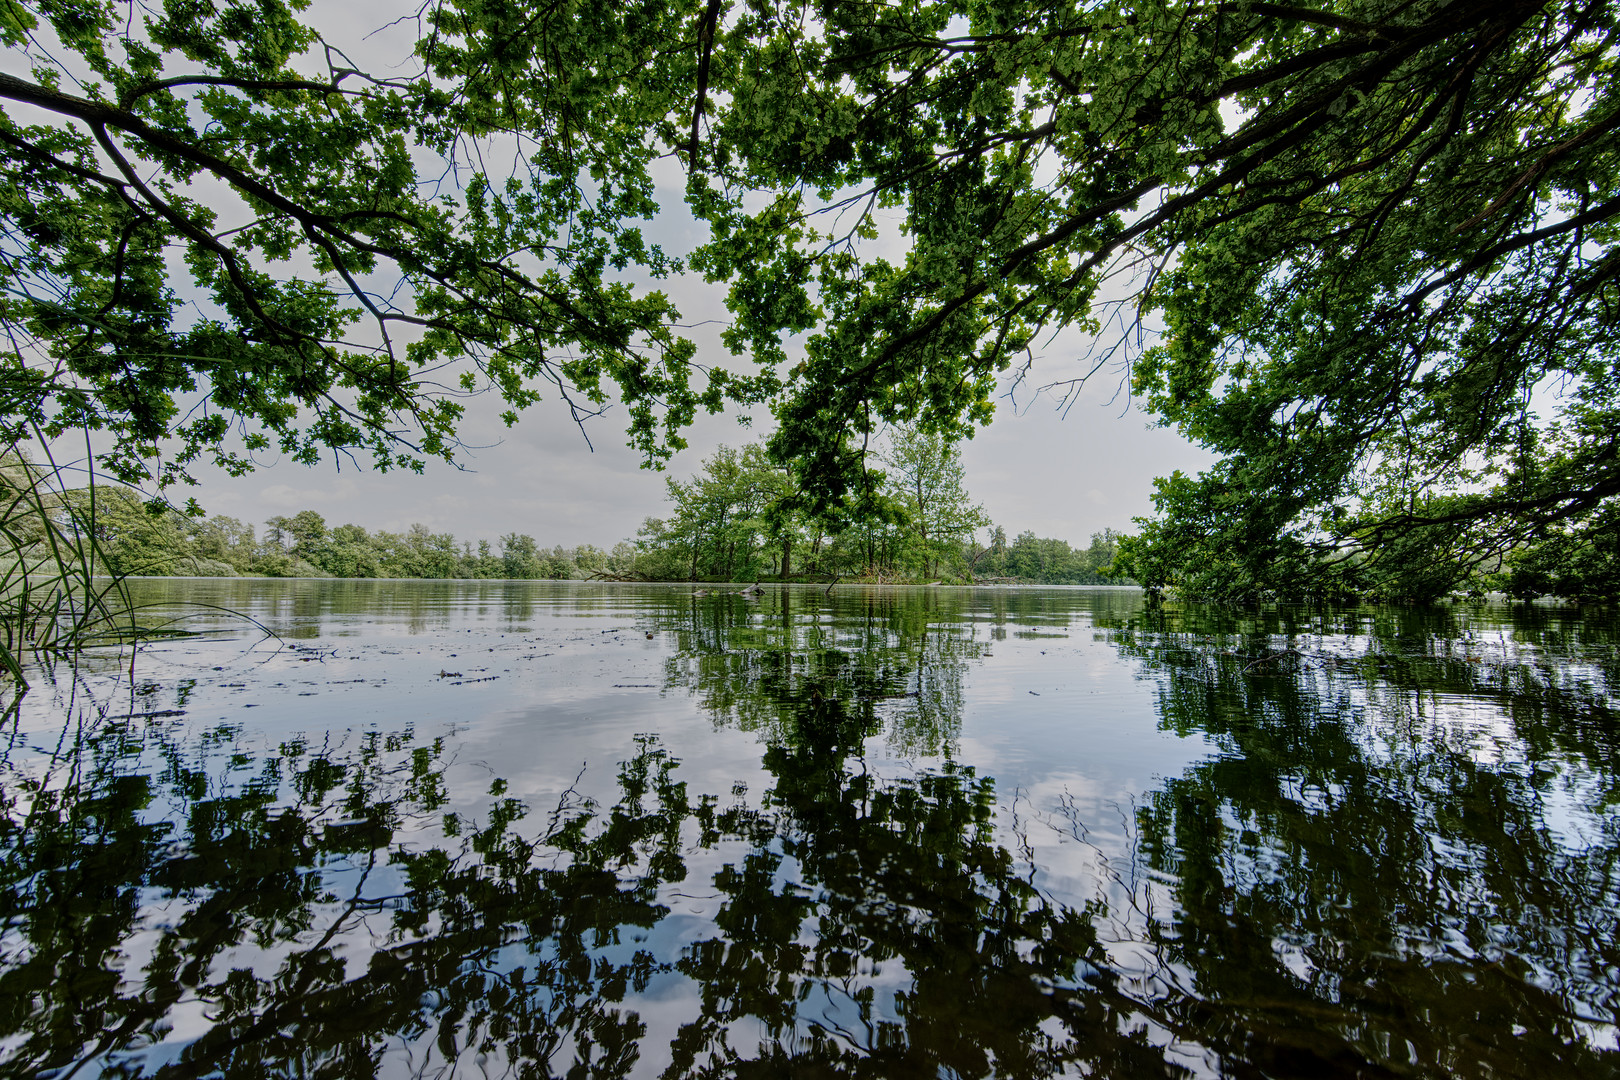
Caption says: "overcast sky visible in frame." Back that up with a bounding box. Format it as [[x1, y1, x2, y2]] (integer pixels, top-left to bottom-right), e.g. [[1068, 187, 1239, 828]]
[[142, 4, 1218, 548], [181, 348, 1215, 549]]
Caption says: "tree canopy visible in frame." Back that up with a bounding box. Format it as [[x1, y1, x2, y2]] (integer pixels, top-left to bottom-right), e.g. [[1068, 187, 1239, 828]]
[[688, 0, 1620, 599], [0, 0, 771, 489], [4, 0, 1617, 599]]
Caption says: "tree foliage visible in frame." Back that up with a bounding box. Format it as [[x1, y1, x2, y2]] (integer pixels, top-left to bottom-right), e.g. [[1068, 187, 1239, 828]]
[[681, 0, 1620, 599], [878, 426, 988, 577], [628, 432, 1121, 582], [66, 493, 630, 580], [7, 0, 1616, 599], [632, 433, 980, 581], [0, 0, 771, 490], [635, 442, 798, 580], [973, 527, 1123, 586]]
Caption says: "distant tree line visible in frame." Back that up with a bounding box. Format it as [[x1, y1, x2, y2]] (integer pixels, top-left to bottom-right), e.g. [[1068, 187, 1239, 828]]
[[61, 432, 1126, 586], [68, 488, 633, 581], [970, 529, 1125, 586]]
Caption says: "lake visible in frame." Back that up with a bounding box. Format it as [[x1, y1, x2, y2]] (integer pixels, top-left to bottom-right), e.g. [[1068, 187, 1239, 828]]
[[2, 579, 1616, 1078]]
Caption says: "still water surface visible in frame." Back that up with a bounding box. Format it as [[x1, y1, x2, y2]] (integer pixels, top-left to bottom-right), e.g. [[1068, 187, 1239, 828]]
[[2, 580, 1617, 1078]]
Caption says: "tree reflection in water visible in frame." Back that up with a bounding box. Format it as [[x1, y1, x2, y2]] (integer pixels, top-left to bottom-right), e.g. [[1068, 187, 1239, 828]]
[[1, 589, 1617, 1078], [1102, 602, 1620, 1079]]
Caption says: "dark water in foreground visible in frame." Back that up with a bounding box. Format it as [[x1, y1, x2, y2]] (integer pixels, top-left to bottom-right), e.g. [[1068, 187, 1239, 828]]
[[1, 580, 1616, 1078]]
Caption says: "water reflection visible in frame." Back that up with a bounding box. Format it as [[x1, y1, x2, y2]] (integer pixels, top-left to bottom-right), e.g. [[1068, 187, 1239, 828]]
[[655, 589, 989, 757], [1, 586, 1617, 1078], [1, 708, 1152, 1076], [1106, 602, 1620, 1077]]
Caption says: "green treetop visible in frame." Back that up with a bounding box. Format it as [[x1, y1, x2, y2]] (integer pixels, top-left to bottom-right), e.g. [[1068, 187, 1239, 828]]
[[879, 426, 988, 579], [0, 0, 773, 491]]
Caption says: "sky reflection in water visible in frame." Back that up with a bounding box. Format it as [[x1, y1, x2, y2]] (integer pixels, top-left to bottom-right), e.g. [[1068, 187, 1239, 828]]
[[1, 581, 1616, 1079]]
